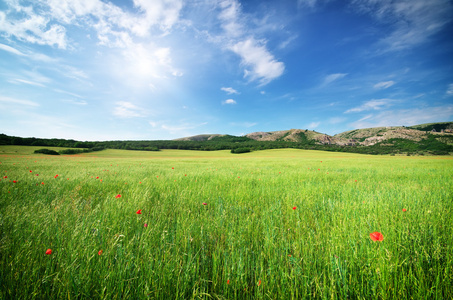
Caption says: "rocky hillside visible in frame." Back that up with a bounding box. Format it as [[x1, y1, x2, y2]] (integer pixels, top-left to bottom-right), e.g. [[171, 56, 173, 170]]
[[176, 122, 453, 150], [245, 129, 356, 146]]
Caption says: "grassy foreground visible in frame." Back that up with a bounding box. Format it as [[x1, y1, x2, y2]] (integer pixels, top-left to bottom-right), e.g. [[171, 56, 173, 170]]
[[1, 147, 452, 299]]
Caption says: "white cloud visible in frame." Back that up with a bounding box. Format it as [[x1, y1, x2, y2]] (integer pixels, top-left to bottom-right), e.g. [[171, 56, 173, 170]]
[[0, 9, 67, 49], [230, 38, 285, 85], [345, 99, 393, 113], [221, 87, 239, 94], [308, 122, 320, 129], [216, 1, 285, 85], [374, 81, 395, 89], [0, 0, 183, 50], [322, 73, 348, 85], [447, 83, 453, 96], [113, 101, 146, 118], [222, 99, 237, 105]]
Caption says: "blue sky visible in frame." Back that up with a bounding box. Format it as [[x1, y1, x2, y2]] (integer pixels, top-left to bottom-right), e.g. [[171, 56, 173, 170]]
[[0, 0, 452, 141]]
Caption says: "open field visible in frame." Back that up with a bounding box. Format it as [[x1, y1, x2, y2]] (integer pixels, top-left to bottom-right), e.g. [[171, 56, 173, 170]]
[[1, 146, 452, 299]]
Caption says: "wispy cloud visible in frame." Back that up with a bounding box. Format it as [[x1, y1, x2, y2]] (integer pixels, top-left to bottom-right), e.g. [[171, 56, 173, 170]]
[[113, 101, 146, 118], [230, 122, 257, 128], [322, 73, 348, 86], [447, 83, 453, 96], [222, 99, 237, 105], [308, 122, 320, 129], [351, 0, 453, 52], [0, 43, 26, 56], [8, 79, 46, 87], [374, 80, 395, 89], [221, 87, 239, 94], [349, 106, 453, 129], [345, 99, 393, 113], [0, 96, 39, 107]]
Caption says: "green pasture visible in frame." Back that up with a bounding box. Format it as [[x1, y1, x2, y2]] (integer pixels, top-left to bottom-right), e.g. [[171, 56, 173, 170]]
[[1, 146, 452, 299]]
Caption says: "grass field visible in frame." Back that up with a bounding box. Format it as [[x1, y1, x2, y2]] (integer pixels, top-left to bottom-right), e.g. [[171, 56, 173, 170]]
[[1, 146, 452, 299]]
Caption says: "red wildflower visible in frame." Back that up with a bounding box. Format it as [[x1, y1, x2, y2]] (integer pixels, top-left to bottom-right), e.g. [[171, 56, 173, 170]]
[[30, 170, 32, 172], [402, 208, 407, 212], [54, 175, 58, 178], [115, 194, 121, 198], [227, 279, 230, 285], [144, 223, 148, 228], [96, 176, 99, 179], [292, 206, 297, 210], [41, 182, 45, 185], [45, 249, 52, 255], [136, 209, 142, 214], [13, 180, 17, 183], [3, 176, 7, 179], [202, 203, 207, 205], [369, 232, 384, 242], [98, 250, 103, 255], [258, 280, 261, 286]]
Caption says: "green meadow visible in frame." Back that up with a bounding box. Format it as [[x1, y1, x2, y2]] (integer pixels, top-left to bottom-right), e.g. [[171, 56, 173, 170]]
[[1, 146, 452, 299]]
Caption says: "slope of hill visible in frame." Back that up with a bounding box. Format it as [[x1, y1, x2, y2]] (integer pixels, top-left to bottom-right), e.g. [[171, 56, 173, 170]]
[[1, 122, 453, 155]]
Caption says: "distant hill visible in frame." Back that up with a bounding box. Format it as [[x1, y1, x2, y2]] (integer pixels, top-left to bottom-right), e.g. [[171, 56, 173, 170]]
[[1, 122, 453, 155], [173, 122, 453, 155]]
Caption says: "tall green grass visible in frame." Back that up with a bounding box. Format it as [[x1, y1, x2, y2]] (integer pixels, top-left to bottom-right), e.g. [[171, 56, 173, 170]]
[[1, 147, 452, 299]]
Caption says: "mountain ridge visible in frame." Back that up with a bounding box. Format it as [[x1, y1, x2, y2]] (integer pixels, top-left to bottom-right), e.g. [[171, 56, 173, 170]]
[[175, 122, 453, 147]]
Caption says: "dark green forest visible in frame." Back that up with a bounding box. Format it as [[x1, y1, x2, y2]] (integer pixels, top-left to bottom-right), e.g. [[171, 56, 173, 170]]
[[1, 132, 452, 155]]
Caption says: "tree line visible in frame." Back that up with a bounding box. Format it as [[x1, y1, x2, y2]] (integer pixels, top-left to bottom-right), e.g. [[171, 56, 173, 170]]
[[0, 133, 451, 155]]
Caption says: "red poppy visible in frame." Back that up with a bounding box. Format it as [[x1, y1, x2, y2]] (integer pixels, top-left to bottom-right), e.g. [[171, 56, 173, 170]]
[[54, 175, 58, 178], [41, 182, 45, 185], [227, 279, 230, 285], [136, 209, 142, 214], [369, 232, 384, 241], [3, 176, 7, 178], [292, 206, 297, 210], [45, 249, 52, 255], [172, 167, 174, 169], [98, 250, 103, 255], [258, 280, 261, 286], [96, 177, 99, 179], [402, 208, 407, 212], [202, 203, 207, 205], [30, 170, 32, 172], [144, 223, 148, 227], [115, 194, 121, 198], [13, 180, 17, 183]]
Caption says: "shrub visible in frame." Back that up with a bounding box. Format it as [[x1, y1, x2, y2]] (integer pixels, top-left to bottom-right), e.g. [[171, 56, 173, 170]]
[[34, 149, 60, 155], [231, 147, 251, 154]]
